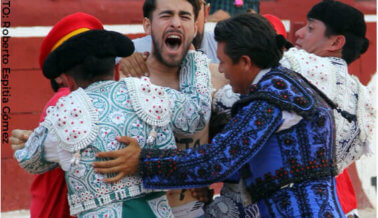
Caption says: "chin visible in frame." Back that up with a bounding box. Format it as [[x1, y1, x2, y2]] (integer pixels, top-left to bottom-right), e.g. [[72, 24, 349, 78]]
[[168, 54, 186, 67], [163, 57, 182, 67]]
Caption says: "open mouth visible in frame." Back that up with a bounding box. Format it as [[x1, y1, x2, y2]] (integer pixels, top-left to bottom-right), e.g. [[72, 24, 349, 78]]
[[165, 34, 182, 50]]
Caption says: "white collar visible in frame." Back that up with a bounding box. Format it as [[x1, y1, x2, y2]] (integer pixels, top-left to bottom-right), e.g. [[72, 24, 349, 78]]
[[252, 68, 271, 85]]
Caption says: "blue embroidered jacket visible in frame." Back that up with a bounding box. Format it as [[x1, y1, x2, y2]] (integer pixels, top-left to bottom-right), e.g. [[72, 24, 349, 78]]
[[139, 66, 344, 217]]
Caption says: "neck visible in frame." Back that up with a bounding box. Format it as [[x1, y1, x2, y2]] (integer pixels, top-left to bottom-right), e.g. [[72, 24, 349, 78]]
[[318, 50, 343, 60], [241, 66, 262, 95], [146, 55, 180, 90], [77, 75, 114, 89], [330, 52, 343, 59]]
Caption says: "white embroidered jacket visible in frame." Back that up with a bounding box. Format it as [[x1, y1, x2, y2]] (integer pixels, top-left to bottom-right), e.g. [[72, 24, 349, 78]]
[[280, 48, 376, 173], [15, 51, 212, 216]]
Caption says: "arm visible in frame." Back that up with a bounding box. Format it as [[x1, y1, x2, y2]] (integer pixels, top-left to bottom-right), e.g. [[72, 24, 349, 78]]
[[14, 126, 59, 174], [166, 51, 212, 134], [14, 87, 71, 174], [139, 100, 282, 189]]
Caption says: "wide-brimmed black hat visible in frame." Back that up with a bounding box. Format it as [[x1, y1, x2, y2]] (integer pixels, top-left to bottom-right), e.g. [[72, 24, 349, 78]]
[[43, 29, 134, 79]]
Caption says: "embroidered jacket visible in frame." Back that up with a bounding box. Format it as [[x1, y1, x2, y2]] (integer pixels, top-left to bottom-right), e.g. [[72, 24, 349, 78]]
[[15, 51, 212, 216], [212, 48, 376, 173], [139, 67, 345, 217], [280, 48, 376, 172]]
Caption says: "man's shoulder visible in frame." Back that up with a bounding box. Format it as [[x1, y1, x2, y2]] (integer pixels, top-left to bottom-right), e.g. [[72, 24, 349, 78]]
[[245, 68, 318, 118], [40, 88, 71, 122]]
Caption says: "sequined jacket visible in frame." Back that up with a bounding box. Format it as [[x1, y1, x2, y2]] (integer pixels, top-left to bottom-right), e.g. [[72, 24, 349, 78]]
[[139, 66, 345, 217], [15, 51, 212, 216]]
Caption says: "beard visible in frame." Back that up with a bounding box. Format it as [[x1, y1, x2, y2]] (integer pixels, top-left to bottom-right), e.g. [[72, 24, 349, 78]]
[[151, 31, 192, 68]]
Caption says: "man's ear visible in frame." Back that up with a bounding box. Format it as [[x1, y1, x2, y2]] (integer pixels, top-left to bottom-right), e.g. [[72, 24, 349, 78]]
[[54, 75, 64, 87], [194, 20, 198, 37], [239, 55, 252, 71], [328, 35, 345, 52], [143, 17, 152, 35], [204, 4, 210, 22], [60, 74, 78, 91]]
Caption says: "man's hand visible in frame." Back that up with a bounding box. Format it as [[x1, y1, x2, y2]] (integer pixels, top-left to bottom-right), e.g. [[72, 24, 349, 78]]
[[92, 136, 141, 183], [119, 52, 149, 78], [10, 129, 32, 151], [189, 187, 214, 204]]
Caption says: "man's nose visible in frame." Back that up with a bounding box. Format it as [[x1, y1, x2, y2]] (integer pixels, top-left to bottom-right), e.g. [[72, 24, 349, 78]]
[[295, 26, 305, 38], [170, 15, 182, 29]]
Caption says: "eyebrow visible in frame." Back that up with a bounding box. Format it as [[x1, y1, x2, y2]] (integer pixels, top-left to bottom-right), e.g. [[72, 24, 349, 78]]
[[159, 10, 174, 16], [179, 11, 193, 17], [158, 10, 193, 17]]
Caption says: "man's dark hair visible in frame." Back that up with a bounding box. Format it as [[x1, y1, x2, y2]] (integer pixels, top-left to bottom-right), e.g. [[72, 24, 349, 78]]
[[143, 0, 201, 20], [308, 0, 369, 64], [49, 56, 115, 91], [65, 56, 115, 84], [214, 13, 283, 69]]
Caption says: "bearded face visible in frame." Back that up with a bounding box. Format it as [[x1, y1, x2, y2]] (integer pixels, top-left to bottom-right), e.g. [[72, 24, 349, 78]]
[[147, 0, 197, 67], [151, 28, 192, 67]]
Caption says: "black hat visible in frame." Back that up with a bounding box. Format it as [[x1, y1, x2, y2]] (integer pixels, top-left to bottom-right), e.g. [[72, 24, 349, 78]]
[[308, 0, 366, 37], [43, 29, 134, 79]]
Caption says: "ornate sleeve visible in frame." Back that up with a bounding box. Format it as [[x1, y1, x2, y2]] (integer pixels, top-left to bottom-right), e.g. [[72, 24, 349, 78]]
[[14, 126, 59, 174], [166, 50, 212, 134], [139, 100, 283, 189]]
